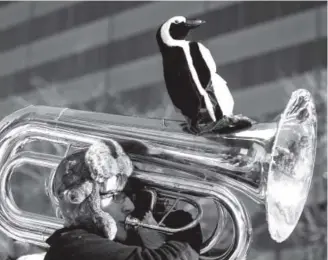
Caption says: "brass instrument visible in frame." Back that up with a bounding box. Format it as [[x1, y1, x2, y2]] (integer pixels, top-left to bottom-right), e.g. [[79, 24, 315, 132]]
[[0, 89, 317, 260]]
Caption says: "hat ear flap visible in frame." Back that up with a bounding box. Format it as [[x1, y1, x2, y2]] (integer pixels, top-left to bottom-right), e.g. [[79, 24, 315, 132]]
[[64, 181, 93, 204], [101, 213, 117, 240], [117, 154, 133, 177], [106, 139, 124, 157]]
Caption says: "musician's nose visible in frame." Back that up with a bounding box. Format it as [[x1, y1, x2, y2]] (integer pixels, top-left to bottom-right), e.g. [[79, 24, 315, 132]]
[[122, 196, 135, 214]]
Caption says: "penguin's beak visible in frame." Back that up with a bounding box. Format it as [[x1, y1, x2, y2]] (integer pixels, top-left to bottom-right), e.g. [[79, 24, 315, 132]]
[[185, 19, 206, 29]]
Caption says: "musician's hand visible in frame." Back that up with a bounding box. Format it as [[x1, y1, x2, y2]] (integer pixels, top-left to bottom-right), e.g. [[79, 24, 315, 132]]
[[142, 211, 158, 225], [137, 211, 167, 249]]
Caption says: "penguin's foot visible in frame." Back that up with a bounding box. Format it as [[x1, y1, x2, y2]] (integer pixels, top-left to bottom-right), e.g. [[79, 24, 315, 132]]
[[198, 114, 256, 135], [225, 114, 256, 125], [181, 117, 202, 135], [189, 125, 201, 135], [189, 119, 202, 135], [182, 114, 255, 135]]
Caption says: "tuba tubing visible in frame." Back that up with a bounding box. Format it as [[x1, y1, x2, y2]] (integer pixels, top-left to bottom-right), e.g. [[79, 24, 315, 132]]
[[0, 106, 253, 259], [0, 89, 317, 260]]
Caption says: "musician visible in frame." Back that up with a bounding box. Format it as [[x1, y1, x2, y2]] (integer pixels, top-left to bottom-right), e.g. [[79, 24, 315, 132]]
[[42, 140, 202, 260]]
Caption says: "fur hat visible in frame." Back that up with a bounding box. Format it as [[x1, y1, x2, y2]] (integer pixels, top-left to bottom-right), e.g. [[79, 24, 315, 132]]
[[52, 140, 133, 240]]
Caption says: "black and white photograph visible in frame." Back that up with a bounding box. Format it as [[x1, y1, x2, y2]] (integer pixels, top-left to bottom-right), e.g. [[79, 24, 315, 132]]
[[0, 1, 326, 260]]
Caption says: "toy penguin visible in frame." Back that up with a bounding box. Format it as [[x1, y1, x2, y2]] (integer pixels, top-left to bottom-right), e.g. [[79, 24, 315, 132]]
[[156, 16, 254, 134]]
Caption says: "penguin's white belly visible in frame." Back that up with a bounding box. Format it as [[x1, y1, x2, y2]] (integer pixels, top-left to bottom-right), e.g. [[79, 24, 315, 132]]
[[211, 73, 234, 116], [17, 253, 46, 260]]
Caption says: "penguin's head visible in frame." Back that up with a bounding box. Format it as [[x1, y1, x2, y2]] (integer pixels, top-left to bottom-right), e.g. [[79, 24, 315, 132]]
[[157, 16, 205, 47]]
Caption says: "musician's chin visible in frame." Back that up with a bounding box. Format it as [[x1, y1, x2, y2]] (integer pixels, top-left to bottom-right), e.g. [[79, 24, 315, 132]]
[[114, 222, 130, 242]]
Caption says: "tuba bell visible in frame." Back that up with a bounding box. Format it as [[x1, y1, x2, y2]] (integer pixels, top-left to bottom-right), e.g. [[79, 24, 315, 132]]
[[0, 89, 317, 260]]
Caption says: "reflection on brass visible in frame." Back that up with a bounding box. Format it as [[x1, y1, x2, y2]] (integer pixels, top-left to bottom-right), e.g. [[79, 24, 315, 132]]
[[0, 89, 317, 260]]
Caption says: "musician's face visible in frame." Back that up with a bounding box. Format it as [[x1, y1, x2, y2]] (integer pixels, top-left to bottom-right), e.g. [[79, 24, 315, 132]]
[[101, 192, 135, 242]]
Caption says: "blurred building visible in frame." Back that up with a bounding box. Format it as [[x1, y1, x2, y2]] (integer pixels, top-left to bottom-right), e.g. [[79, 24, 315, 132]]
[[0, 2, 326, 260], [0, 1, 326, 120]]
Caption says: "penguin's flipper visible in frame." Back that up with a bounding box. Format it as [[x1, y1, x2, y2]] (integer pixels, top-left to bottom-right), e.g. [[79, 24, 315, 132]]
[[197, 43, 216, 72], [211, 73, 234, 116], [198, 42, 235, 117]]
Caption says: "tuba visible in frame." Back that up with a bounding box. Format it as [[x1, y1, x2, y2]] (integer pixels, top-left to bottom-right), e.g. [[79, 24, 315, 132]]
[[0, 89, 317, 260]]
